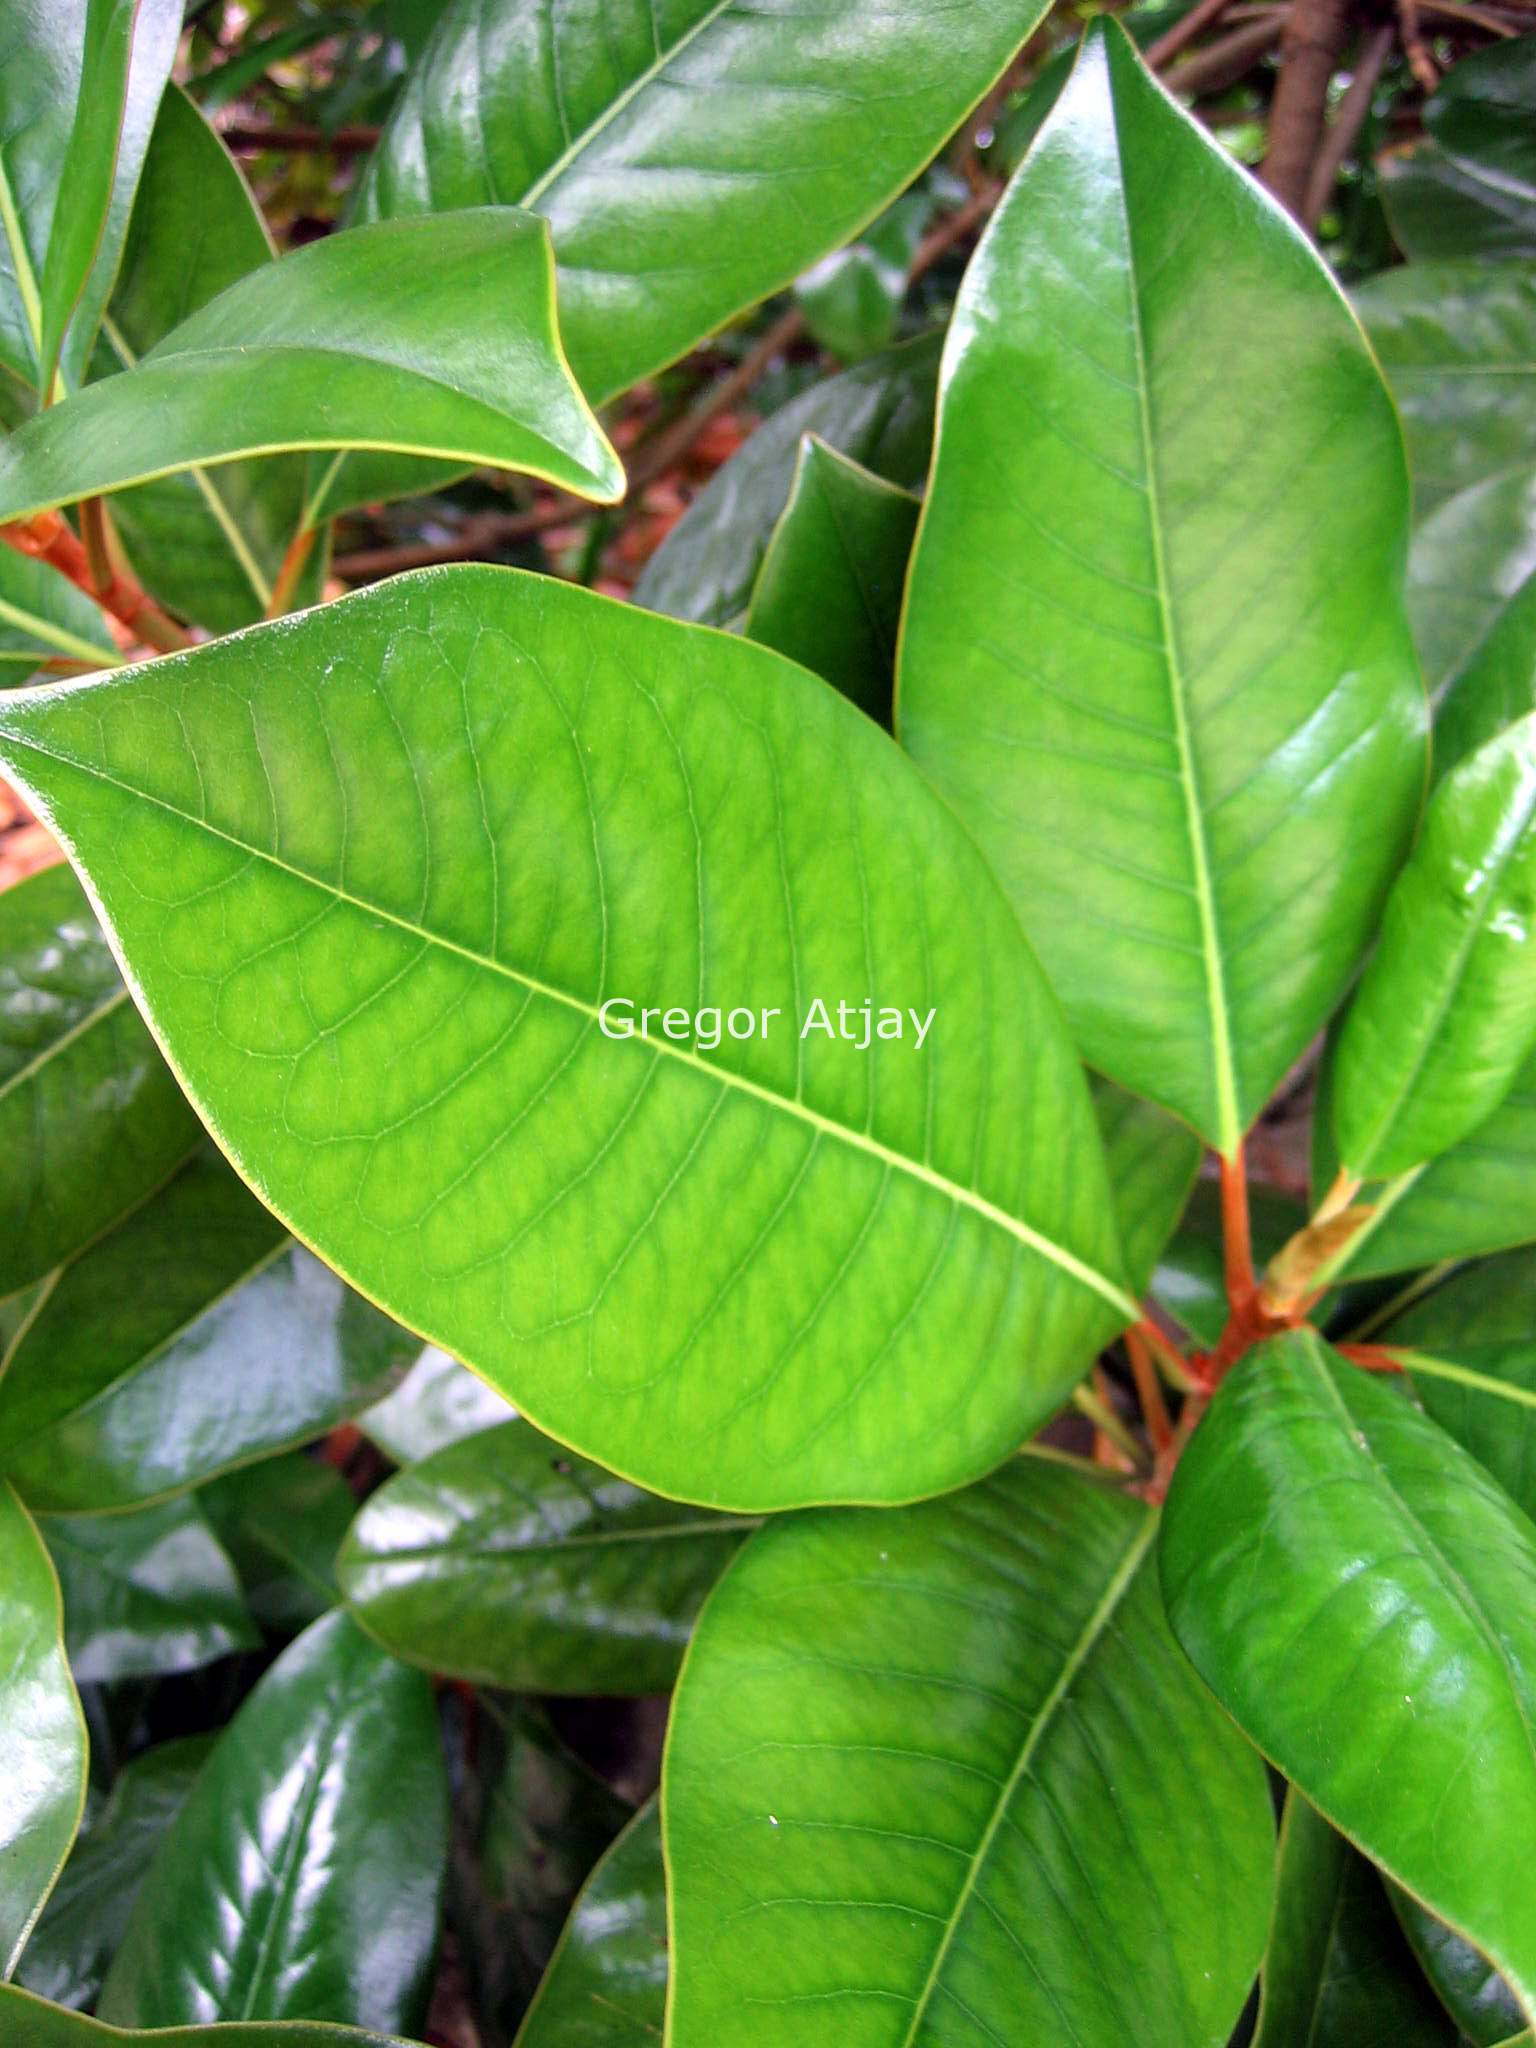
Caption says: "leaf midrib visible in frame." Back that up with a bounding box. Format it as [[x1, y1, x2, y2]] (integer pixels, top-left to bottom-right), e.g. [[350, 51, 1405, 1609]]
[[0, 732, 1139, 1324], [895, 1504, 1159, 2048], [357, 1512, 761, 1568]]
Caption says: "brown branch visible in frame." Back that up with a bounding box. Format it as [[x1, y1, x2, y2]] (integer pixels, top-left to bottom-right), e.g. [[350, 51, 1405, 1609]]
[[1398, 0, 1441, 85], [1166, 13, 1288, 96], [215, 122, 381, 155], [1261, 0, 1355, 216], [1, 511, 190, 653], [626, 304, 808, 496], [1147, 0, 1239, 70], [1304, 22, 1398, 226]]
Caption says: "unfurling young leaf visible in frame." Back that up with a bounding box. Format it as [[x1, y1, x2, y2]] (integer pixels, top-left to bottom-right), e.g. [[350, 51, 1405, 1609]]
[[898, 20, 1426, 1155], [0, 566, 1135, 1511]]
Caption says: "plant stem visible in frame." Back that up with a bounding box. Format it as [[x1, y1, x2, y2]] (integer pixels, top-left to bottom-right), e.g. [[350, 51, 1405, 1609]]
[[267, 523, 318, 618], [1261, 0, 1354, 216], [1147, 0, 1238, 69], [1125, 1328, 1174, 1452], [1303, 22, 1397, 227], [1221, 1144, 1257, 1319], [0, 510, 191, 653], [1337, 1342, 1407, 1373], [1072, 1383, 1146, 1470]]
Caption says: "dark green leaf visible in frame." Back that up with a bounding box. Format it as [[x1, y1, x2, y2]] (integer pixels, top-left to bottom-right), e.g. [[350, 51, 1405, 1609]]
[[360, 1344, 514, 1466], [1410, 466, 1536, 701], [1332, 714, 1536, 1179], [0, 1984, 420, 2047], [1254, 1789, 1455, 2048], [15, 1735, 213, 2011], [0, 1479, 85, 1977], [452, 1702, 631, 2040], [200, 1451, 356, 1635], [1381, 144, 1536, 265], [898, 23, 1425, 1154], [635, 331, 940, 629], [357, 0, 1049, 403], [98, 1610, 446, 2032], [794, 194, 930, 363], [43, 1497, 256, 1683], [512, 1801, 665, 2048], [0, 211, 624, 528], [0, 1151, 414, 1514], [1355, 264, 1536, 515], [93, 85, 319, 635], [1092, 1074, 1204, 1294], [1161, 1327, 1536, 2027], [665, 1457, 1273, 2048], [744, 436, 920, 723], [1391, 1885, 1526, 2046], [338, 1419, 754, 1692], [0, 0, 178, 398], [0, 548, 118, 681], [1376, 1249, 1536, 1519], [1435, 567, 1536, 786], [0, 566, 1135, 1511], [0, 861, 198, 1299]]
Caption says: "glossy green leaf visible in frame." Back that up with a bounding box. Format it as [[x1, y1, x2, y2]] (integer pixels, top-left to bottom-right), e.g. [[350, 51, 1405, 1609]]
[[0, 566, 1134, 1511], [0, 1151, 414, 1514], [0, 548, 117, 681], [1254, 1789, 1454, 2048], [0, 1983, 420, 2047], [1373, 1249, 1536, 1519], [1092, 1074, 1203, 1295], [1332, 714, 1536, 1180], [15, 1735, 213, 2011], [898, 22, 1425, 1155], [360, 1344, 514, 1466], [338, 1418, 754, 1692], [452, 1701, 631, 2040], [1410, 467, 1536, 701], [0, 1480, 86, 1978], [0, 210, 624, 528], [0, 0, 178, 399], [1313, 1039, 1536, 1280], [1426, 32, 1536, 181], [200, 1451, 356, 1635], [98, 1609, 446, 2032], [635, 331, 940, 629], [1435, 566, 1536, 786], [1161, 1327, 1536, 2027], [794, 193, 930, 364], [1391, 1886, 1526, 2046], [1355, 264, 1536, 515], [512, 1801, 665, 2048], [92, 85, 320, 635], [745, 437, 920, 723], [0, 862, 198, 1298], [1381, 144, 1536, 265], [357, 0, 1049, 405], [665, 1457, 1274, 2048], [42, 1497, 256, 1683]]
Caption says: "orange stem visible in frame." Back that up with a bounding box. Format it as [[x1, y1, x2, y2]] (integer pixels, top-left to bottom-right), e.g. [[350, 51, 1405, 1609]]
[[267, 523, 318, 618], [1125, 1328, 1174, 1453], [1, 510, 191, 653], [1221, 1144, 1256, 1316], [1338, 1342, 1406, 1374]]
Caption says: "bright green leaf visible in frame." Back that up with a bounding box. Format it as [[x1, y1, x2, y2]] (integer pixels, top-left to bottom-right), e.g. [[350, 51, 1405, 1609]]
[[1435, 566, 1536, 785], [0, 862, 198, 1297], [1355, 264, 1536, 515], [898, 22, 1426, 1154], [356, 0, 1050, 404], [92, 84, 321, 635], [0, 0, 178, 399], [0, 1983, 421, 2046], [200, 1452, 357, 1636], [360, 1344, 514, 1466], [794, 193, 930, 364], [1161, 1327, 1536, 2028], [98, 1610, 446, 2033], [1333, 714, 1536, 1180], [42, 1496, 256, 1683], [15, 1736, 213, 2012], [0, 548, 118, 681], [1254, 1789, 1455, 2048], [512, 1801, 665, 2048], [0, 566, 1134, 1511], [338, 1418, 754, 1693], [1092, 1074, 1203, 1294], [0, 211, 624, 529], [1410, 467, 1536, 701], [1390, 1885, 1526, 2046], [745, 436, 920, 723], [0, 1480, 85, 1978], [665, 1457, 1273, 2048], [0, 1151, 414, 1514], [635, 331, 940, 629]]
